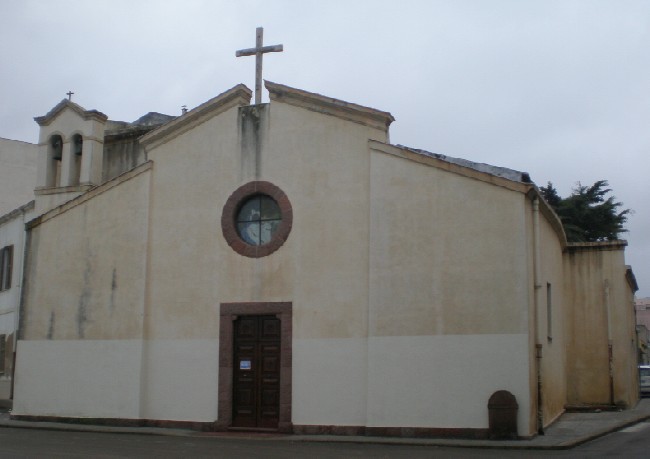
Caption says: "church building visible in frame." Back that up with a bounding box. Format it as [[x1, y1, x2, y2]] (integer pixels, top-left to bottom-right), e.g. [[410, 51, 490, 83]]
[[1, 77, 640, 438]]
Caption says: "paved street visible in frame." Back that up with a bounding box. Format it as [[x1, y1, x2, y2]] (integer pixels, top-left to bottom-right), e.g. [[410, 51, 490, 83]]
[[1, 422, 650, 458], [1, 399, 650, 458]]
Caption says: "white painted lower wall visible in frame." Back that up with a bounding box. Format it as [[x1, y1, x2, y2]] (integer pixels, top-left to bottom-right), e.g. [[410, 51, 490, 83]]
[[13, 339, 221, 423], [140, 339, 219, 422], [292, 337, 368, 425], [13, 335, 530, 433], [13, 340, 143, 418], [292, 334, 530, 434], [366, 334, 530, 434]]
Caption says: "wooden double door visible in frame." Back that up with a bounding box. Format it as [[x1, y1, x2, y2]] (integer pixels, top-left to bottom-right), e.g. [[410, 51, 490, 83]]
[[232, 315, 281, 429]]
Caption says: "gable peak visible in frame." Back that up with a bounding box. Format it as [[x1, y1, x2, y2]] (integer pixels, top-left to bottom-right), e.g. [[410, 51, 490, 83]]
[[34, 99, 108, 126]]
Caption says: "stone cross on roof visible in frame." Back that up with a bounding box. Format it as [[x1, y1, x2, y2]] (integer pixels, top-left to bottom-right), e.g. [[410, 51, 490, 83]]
[[236, 27, 283, 105], [66, 91, 74, 101]]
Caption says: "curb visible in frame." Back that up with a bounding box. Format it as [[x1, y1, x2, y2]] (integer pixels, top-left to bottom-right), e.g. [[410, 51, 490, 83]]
[[552, 413, 650, 450], [0, 418, 195, 437], [1, 412, 649, 450]]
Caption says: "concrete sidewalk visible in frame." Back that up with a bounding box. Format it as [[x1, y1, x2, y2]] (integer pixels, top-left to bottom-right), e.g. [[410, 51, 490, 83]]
[[1, 399, 650, 450]]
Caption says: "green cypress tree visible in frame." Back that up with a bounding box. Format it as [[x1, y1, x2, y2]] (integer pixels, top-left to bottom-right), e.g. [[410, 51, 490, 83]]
[[540, 180, 630, 242]]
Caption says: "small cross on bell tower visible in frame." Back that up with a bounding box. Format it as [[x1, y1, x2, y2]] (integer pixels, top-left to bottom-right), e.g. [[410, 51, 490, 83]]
[[236, 27, 283, 104]]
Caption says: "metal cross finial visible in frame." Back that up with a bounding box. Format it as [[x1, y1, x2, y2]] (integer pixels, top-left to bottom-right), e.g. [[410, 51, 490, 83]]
[[66, 91, 74, 101], [236, 27, 283, 104]]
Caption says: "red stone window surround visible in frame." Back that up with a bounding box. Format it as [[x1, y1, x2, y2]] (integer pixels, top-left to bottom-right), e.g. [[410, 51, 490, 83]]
[[221, 181, 293, 258]]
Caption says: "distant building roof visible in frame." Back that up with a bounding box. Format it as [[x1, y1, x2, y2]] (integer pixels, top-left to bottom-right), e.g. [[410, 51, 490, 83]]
[[397, 145, 532, 183], [105, 112, 176, 139]]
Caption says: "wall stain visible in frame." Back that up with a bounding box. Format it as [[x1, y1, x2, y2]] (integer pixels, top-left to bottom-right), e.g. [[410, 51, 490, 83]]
[[46, 311, 55, 340], [109, 268, 117, 313], [77, 252, 92, 338], [239, 104, 267, 180]]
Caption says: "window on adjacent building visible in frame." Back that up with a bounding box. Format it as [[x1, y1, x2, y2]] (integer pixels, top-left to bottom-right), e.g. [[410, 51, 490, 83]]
[[0, 334, 5, 375], [546, 283, 553, 341], [0, 245, 13, 291]]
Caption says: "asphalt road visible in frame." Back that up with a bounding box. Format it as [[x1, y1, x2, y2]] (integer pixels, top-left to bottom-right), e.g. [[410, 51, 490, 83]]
[[1, 422, 650, 458]]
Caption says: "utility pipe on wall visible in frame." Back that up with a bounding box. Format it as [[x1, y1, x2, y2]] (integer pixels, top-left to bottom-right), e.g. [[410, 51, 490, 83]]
[[532, 197, 544, 434], [604, 280, 614, 406], [10, 204, 29, 401]]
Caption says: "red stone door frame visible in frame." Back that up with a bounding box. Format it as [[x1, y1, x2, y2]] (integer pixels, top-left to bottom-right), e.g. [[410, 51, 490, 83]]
[[217, 302, 292, 432]]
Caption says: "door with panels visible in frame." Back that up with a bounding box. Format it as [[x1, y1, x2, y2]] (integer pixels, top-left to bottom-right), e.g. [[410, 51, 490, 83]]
[[232, 315, 281, 428]]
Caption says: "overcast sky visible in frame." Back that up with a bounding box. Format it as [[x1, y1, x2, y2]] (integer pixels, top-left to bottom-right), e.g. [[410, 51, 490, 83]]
[[1, 0, 648, 296]]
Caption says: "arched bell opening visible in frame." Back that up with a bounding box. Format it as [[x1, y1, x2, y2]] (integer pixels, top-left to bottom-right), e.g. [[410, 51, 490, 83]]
[[69, 134, 83, 186], [46, 134, 64, 187]]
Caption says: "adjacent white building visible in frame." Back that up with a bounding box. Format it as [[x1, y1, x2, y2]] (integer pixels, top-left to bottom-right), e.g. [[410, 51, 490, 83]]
[[0, 137, 37, 401], [0, 138, 37, 217]]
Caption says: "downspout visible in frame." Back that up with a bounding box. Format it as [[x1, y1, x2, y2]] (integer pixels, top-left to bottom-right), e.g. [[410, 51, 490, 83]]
[[604, 280, 614, 406], [10, 208, 31, 401], [532, 197, 544, 434]]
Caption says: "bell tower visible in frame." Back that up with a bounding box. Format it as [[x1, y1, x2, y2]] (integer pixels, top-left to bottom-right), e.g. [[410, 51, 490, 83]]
[[33, 98, 107, 213]]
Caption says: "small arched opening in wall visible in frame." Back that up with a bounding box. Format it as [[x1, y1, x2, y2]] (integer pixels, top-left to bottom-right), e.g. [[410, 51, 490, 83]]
[[221, 181, 293, 258], [47, 134, 64, 187], [69, 133, 83, 186]]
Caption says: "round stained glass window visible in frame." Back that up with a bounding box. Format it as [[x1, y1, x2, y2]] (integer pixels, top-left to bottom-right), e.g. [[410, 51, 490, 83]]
[[222, 181, 292, 258], [236, 195, 282, 246]]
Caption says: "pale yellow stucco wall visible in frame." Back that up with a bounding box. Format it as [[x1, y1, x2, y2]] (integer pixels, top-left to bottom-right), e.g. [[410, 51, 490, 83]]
[[142, 105, 243, 341], [144, 100, 388, 342], [526, 198, 567, 429], [21, 164, 151, 341], [564, 245, 639, 408], [368, 150, 530, 336]]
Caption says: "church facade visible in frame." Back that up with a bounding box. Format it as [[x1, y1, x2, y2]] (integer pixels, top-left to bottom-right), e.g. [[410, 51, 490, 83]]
[[2, 81, 640, 438]]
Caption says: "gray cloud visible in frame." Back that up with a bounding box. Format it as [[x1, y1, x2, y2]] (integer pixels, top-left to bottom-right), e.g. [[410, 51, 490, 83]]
[[1, 0, 648, 295]]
